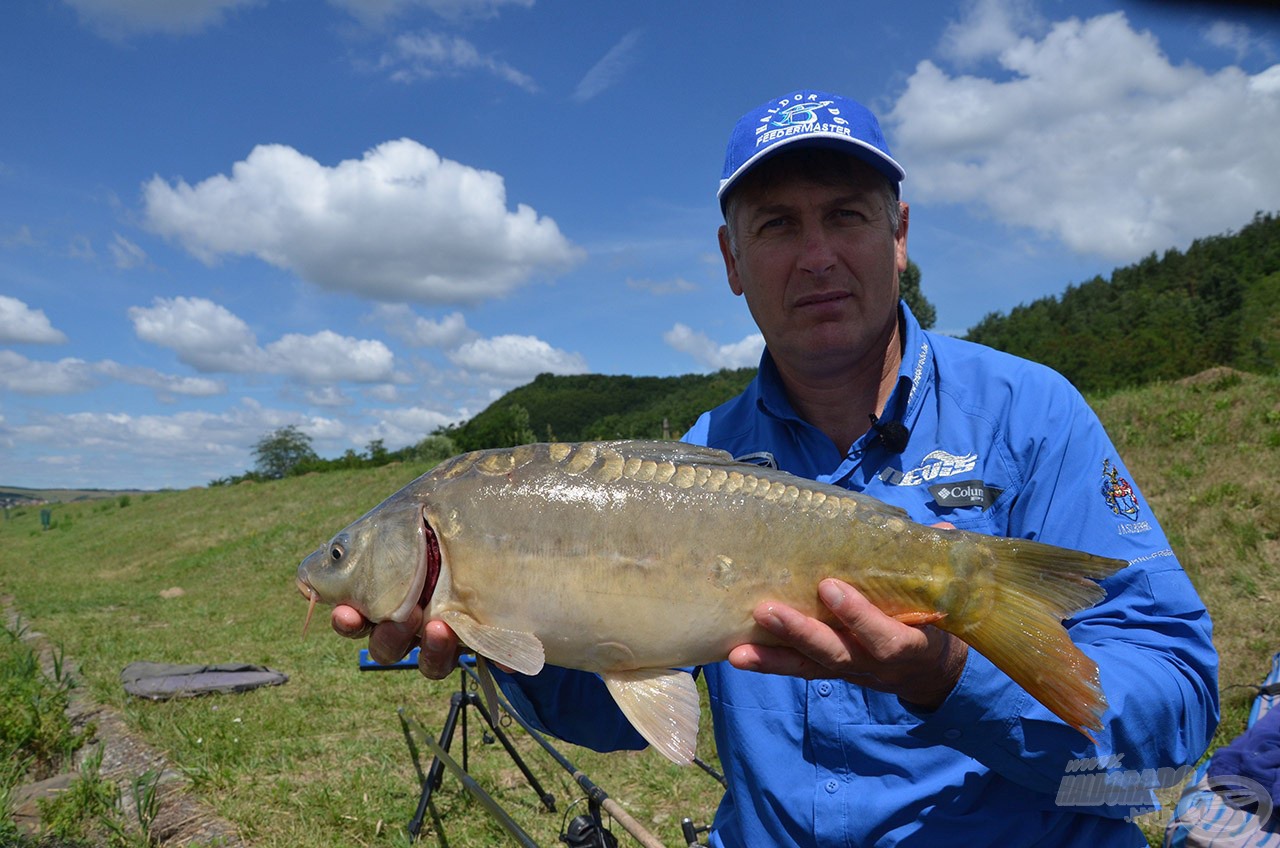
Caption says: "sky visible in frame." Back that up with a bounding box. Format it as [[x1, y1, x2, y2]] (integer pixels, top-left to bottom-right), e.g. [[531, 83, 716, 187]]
[[2, 0, 1278, 491]]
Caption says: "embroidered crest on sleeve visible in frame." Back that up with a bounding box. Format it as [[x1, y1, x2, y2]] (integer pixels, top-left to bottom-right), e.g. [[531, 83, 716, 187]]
[[1101, 458, 1140, 520]]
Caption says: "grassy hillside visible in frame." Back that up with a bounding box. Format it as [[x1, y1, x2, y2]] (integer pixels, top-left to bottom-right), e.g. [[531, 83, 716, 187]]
[[1, 370, 1277, 846]]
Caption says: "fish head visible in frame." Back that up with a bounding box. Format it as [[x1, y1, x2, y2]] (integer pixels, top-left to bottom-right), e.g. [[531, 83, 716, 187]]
[[295, 492, 439, 626]]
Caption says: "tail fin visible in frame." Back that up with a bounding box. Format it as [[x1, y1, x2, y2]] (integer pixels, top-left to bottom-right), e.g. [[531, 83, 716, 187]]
[[942, 537, 1127, 738]]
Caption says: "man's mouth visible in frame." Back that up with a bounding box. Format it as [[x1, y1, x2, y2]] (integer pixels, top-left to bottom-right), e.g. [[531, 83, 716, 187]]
[[794, 291, 851, 308]]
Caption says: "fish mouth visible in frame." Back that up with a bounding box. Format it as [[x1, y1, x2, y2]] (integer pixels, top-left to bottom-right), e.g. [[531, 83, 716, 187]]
[[419, 512, 442, 612]]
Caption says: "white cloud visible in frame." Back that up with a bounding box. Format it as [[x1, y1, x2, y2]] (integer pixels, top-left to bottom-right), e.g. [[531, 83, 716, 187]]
[[938, 0, 1042, 64], [448, 334, 588, 381], [109, 233, 148, 269], [2, 225, 38, 249], [94, 361, 225, 398], [62, 0, 260, 37], [0, 350, 224, 398], [357, 405, 461, 448], [1205, 20, 1275, 64], [375, 304, 476, 348], [129, 296, 263, 372], [264, 331, 397, 383], [328, 0, 533, 27], [305, 386, 351, 407], [0, 351, 94, 394], [378, 30, 537, 90], [5, 401, 286, 488], [573, 29, 644, 103], [889, 9, 1280, 261], [143, 139, 582, 304], [129, 296, 398, 383], [663, 324, 764, 371], [0, 296, 68, 344]]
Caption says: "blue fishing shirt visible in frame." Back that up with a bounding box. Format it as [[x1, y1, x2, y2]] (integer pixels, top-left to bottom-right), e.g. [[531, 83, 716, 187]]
[[494, 303, 1219, 847]]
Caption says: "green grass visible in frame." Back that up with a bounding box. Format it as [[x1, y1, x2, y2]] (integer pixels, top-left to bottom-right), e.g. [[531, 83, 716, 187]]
[[1, 370, 1277, 847], [0, 462, 724, 847]]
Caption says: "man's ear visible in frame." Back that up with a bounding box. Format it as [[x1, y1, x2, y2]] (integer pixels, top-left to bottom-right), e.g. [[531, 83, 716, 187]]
[[895, 202, 910, 274], [719, 225, 744, 296]]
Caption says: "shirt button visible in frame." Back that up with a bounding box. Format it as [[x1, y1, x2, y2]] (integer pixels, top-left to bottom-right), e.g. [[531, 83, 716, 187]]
[[943, 728, 962, 741], [825, 780, 839, 794], [817, 681, 833, 697]]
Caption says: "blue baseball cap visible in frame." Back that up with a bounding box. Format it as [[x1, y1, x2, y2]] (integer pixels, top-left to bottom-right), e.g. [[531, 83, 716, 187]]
[[717, 90, 905, 209]]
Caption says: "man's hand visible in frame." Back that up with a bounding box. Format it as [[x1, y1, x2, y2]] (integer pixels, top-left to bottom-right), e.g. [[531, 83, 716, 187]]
[[331, 605, 462, 679], [727, 577, 969, 710]]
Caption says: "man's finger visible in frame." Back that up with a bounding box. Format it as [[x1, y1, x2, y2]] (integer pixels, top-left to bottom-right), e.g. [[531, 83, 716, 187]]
[[331, 605, 371, 639], [728, 643, 827, 678], [418, 619, 460, 679], [368, 606, 423, 666], [817, 579, 926, 664]]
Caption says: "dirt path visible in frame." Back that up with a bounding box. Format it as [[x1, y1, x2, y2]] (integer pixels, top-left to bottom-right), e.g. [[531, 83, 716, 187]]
[[5, 598, 246, 846]]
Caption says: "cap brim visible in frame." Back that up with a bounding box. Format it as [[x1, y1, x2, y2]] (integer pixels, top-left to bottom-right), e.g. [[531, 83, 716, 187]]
[[717, 132, 905, 206]]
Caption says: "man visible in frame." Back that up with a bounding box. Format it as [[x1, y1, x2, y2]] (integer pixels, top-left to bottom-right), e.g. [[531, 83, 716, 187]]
[[335, 90, 1219, 846]]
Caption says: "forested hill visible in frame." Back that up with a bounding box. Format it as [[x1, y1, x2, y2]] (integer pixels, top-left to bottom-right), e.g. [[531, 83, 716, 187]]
[[964, 211, 1280, 393], [443, 369, 756, 451]]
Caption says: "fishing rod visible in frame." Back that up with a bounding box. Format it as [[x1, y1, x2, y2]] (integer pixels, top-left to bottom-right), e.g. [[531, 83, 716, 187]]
[[400, 707, 541, 848]]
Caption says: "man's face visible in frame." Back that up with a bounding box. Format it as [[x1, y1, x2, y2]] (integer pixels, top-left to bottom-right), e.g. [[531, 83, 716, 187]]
[[719, 157, 908, 378]]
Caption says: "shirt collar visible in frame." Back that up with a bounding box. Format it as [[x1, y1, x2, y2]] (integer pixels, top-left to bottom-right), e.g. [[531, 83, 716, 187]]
[[749, 300, 936, 454]]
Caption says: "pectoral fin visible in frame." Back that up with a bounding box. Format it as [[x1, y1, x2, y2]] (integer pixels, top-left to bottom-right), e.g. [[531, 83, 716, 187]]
[[602, 669, 700, 765], [438, 611, 545, 676]]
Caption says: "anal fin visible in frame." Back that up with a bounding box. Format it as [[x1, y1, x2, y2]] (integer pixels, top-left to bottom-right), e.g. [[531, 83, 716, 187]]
[[439, 610, 545, 676], [603, 669, 700, 765]]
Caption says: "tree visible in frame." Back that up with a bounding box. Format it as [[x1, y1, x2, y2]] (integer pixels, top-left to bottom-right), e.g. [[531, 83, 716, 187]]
[[900, 258, 937, 330], [365, 439, 388, 465], [253, 425, 318, 479]]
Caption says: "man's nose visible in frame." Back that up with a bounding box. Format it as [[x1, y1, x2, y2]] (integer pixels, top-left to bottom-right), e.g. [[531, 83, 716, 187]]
[[796, 226, 837, 275]]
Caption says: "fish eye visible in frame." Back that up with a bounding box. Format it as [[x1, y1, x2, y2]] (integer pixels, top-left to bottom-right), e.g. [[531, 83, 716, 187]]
[[329, 543, 345, 562]]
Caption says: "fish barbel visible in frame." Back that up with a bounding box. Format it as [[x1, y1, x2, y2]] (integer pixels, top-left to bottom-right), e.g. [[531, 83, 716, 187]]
[[296, 440, 1125, 763]]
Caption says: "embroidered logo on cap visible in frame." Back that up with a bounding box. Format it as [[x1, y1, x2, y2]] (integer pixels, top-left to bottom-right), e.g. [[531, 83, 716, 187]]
[[754, 94, 852, 149]]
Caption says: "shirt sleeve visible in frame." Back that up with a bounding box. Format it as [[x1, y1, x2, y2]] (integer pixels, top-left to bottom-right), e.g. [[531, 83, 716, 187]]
[[910, 374, 1219, 800]]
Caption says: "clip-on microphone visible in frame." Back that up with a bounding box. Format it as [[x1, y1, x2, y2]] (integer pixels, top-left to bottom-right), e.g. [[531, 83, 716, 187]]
[[868, 413, 910, 453]]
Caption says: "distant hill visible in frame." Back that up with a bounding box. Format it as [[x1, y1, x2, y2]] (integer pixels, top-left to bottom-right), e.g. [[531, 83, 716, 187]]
[[964, 211, 1280, 394], [0, 486, 152, 509], [443, 369, 756, 452]]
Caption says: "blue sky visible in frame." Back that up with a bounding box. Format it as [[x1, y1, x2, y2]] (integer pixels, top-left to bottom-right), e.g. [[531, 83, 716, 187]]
[[2, 0, 1278, 490]]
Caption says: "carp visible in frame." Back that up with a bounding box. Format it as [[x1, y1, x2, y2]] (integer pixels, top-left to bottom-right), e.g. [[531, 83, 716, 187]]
[[296, 440, 1125, 764]]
